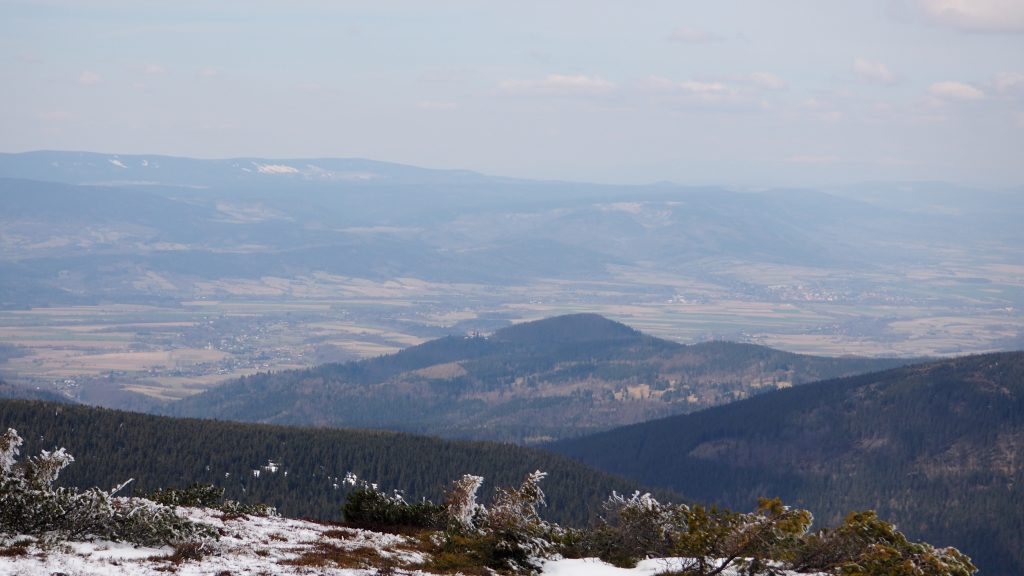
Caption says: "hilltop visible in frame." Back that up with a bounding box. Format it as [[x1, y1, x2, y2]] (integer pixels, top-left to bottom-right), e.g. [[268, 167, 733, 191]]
[[163, 314, 910, 443]]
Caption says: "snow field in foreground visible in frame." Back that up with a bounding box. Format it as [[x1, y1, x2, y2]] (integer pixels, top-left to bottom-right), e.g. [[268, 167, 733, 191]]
[[1, 506, 425, 576], [2, 506, 805, 576]]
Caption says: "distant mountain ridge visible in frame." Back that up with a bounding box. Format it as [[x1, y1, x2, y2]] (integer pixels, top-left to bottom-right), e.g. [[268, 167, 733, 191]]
[[0, 150, 498, 188], [163, 314, 912, 443], [550, 351, 1024, 575]]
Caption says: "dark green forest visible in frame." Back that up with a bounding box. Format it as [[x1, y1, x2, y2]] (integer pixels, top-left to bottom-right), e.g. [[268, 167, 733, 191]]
[[551, 351, 1024, 575], [0, 399, 666, 527]]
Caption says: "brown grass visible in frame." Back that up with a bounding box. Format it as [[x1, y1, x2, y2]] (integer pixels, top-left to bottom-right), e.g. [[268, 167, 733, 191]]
[[149, 540, 210, 565], [0, 542, 30, 557], [415, 533, 498, 576], [280, 541, 387, 569]]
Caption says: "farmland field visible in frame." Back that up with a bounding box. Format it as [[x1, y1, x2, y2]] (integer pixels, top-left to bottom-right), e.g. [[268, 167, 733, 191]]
[[2, 257, 1022, 407]]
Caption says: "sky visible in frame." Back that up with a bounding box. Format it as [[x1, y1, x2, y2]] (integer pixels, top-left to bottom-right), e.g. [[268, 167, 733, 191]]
[[2, 0, 1023, 187]]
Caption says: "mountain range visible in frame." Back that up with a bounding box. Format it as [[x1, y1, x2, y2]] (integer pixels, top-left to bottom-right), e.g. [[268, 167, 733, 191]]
[[2, 151, 1021, 306]]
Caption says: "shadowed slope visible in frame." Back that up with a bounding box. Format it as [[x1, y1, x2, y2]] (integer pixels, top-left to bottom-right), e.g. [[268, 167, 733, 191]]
[[551, 352, 1024, 575]]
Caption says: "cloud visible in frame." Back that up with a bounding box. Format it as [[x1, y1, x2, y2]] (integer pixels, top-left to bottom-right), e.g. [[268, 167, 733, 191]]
[[499, 74, 615, 96], [78, 70, 101, 85], [649, 77, 730, 95], [669, 27, 717, 43], [928, 80, 985, 100], [994, 72, 1024, 94], [647, 76, 775, 109], [916, 0, 1024, 32], [197, 67, 221, 78], [853, 58, 895, 84], [749, 72, 786, 90]]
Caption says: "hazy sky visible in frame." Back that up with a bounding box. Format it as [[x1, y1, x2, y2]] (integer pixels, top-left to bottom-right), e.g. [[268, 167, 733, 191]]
[[2, 0, 1023, 187]]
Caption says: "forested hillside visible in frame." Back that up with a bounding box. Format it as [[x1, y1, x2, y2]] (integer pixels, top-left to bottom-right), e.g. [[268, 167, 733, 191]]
[[0, 398, 664, 527], [551, 351, 1024, 575], [165, 314, 911, 442], [0, 379, 69, 403]]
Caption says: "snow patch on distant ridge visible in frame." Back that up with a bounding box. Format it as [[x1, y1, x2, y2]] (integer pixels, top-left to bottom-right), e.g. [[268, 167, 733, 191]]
[[253, 162, 299, 175], [247, 161, 380, 180]]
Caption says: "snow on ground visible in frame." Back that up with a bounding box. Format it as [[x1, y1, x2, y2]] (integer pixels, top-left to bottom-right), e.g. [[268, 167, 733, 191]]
[[1, 506, 430, 576], [2, 507, 809, 576]]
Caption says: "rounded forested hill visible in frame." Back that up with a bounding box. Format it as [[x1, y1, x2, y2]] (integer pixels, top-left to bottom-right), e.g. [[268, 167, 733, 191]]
[[0, 399, 667, 527], [550, 351, 1024, 576], [162, 314, 912, 443], [490, 313, 645, 344]]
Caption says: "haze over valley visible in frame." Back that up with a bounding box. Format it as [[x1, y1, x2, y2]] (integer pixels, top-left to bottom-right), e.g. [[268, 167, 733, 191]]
[[1, 152, 1021, 408]]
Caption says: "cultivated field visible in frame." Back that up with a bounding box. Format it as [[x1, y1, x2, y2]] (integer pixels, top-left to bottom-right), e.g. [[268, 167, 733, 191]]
[[1, 260, 1022, 406]]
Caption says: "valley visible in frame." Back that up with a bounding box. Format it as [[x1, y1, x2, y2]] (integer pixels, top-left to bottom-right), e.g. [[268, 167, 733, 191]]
[[2, 258, 1020, 407], [2, 156, 1021, 408]]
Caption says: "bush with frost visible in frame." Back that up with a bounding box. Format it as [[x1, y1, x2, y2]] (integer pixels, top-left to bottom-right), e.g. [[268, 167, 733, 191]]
[[438, 471, 558, 574], [341, 472, 444, 529], [0, 428, 215, 546], [150, 482, 277, 517]]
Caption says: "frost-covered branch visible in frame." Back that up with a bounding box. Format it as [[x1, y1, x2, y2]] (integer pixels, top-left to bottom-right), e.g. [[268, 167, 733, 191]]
[[0, 428, 216, 546]]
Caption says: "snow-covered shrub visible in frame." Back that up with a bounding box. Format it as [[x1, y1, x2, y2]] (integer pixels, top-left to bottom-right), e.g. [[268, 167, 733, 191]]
[[577, 493, 975, 576], [0, 428, 19, 474], [482, 470, 558, 572], [437, 471, 558, 574], [580, 491, 686, 567], [107, 498, 218, 546], [0, 428, 216, 546], [341, 473, 443, 529], [150, 482, 278, 517], [670, 497, 812, 576], [576, 494, 813, 574], [150, 483, 224, 508], [217, 498, 278, 518], [787, 510, 976, 576], [444, 474, 485, 532]]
